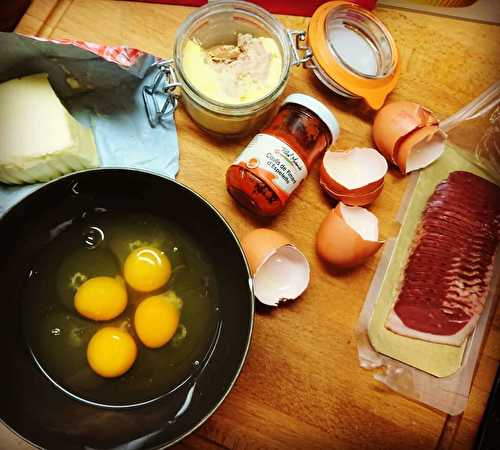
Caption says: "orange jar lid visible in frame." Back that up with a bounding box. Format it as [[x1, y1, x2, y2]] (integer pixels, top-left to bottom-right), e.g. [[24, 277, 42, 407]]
[[307, 1, 400, 109]]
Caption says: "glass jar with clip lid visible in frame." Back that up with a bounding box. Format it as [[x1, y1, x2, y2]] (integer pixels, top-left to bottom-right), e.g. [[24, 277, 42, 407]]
[[142, 1, 400, 137]]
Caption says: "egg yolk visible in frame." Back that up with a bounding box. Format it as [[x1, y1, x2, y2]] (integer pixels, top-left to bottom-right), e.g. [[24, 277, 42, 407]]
[[87, 327, 137, 378], [134, 292, 181, 348], [124, 246, 171, 292], [74, 276, 127, 321]]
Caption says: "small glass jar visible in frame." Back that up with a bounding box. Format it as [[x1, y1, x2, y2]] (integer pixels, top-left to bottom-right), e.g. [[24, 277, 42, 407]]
[[226, 94, 339, 217], [305, 1, 399, 108], [173, 0, 292, 138]]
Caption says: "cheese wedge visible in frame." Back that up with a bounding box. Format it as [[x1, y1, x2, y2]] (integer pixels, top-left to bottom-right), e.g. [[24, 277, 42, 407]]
[[0, 73, 99, 184]]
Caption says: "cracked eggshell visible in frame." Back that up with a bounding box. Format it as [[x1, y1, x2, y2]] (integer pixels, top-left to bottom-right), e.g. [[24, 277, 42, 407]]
[[396, 125, 446, 174], [373, 101, 438, 163], [321, 182, 384, 207], [316, 203, 383, 268], [320, 148, 387, 205], [241, 228, 310, 307]]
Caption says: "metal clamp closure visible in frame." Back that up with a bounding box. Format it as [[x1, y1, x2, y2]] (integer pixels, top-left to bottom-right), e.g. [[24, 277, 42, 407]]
[[142, 60, 181, 128], [287, 29, 315, 69]]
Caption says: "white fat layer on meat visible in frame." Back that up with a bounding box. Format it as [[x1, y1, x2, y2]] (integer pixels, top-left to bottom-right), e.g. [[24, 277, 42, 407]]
[[385, 309, 480, 347], [386, 248, 494, 346]]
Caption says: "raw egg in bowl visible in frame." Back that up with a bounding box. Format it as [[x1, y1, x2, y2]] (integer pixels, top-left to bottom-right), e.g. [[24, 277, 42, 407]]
[[0, 169, 253, 449]]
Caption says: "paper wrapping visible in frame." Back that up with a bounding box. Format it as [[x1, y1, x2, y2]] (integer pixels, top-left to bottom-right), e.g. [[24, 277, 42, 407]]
[[0, 32, 179, 215]]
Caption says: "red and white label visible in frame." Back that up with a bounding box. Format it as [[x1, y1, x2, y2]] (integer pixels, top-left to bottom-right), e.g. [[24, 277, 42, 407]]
[[233, 133, 308, 202]]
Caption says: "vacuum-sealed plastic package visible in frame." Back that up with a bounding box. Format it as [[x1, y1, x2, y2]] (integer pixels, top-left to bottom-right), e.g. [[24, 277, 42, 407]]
[[356, 82, 500, 415]]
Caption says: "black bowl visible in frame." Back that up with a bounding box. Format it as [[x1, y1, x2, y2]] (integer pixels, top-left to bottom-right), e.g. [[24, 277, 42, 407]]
[[0, 168, 254, 450]]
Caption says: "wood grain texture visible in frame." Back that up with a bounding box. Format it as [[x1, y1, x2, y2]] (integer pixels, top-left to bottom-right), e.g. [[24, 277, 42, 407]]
[[6, 1, 500, 449]]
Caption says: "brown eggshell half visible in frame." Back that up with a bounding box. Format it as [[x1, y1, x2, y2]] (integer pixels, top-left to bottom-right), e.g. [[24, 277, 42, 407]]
[[240, 228, 290, 275], [396, 125, 446, 174], [373, 101, 438, 163], [320, 179, 384, 206], [320, 148, 388, 196], [332, 183, 384, 206], [316, 204, 383, 268], [241, 228, 310, 306]]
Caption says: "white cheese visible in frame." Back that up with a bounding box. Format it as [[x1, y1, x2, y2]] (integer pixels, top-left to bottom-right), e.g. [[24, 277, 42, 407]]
[[0, 73, 99, 184]]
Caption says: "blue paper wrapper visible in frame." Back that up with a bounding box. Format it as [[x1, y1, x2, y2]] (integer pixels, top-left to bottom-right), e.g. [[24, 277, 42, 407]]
[[0, 32, 179, 215]]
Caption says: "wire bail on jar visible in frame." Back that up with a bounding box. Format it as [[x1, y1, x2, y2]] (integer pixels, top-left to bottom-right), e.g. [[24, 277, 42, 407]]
[[143, 28, 321, 128], [286, 30, 315, 69], [142, 60, 181, 128], [142, 1, 400, 129]]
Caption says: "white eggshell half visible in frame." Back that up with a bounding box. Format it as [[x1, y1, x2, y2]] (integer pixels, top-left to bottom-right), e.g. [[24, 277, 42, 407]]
[[322, 148, 388, 190], [404, 128, 447, 174], [253, 244, 310, 307], [339, 202, 380, 241]]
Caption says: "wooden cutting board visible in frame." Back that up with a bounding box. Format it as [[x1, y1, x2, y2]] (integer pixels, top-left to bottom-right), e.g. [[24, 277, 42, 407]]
[[3, 1, 500, 449]]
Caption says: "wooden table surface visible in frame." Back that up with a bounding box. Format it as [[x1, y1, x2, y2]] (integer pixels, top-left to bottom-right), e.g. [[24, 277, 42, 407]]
[[3, 1, 499, 449]]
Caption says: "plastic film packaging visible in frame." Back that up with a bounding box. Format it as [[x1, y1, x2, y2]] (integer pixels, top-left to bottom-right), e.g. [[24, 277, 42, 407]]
[[356, 84, 500, 415], [476, 105, 500, 177], [442, 81, 500, 181]]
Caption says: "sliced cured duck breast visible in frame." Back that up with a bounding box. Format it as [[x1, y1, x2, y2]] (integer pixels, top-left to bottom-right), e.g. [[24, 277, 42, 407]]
[[385, 171, 500, 346]]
